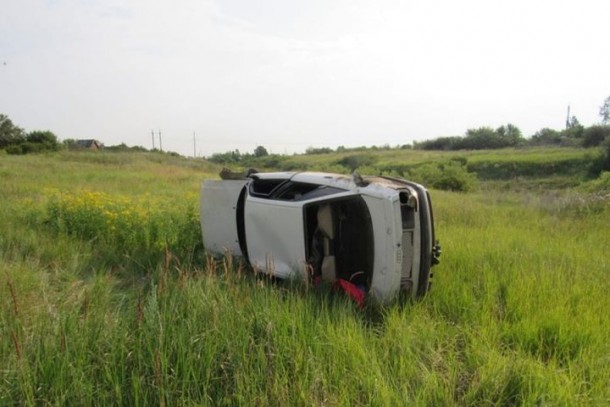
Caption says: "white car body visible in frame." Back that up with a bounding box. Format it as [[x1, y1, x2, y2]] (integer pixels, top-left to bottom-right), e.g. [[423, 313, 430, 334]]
[[200, 171, 440, 303]]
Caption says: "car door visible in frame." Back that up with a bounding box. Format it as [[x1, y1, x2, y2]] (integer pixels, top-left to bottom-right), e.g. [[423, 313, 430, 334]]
[[243, 175, 308, 278], [200, 179, 248, 255]]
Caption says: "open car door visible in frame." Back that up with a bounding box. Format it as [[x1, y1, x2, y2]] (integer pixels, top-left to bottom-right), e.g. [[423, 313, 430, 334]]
[[244, 196, 306, 279], [200, 180, 247, 255]]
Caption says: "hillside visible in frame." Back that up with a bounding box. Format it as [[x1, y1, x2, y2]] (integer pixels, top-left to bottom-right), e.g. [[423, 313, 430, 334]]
[[1, 150, 609, 405], [212, 146, 604, 190]]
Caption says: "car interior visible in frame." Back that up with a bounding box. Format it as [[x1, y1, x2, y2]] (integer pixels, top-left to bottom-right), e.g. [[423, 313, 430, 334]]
[[305, 196, 374, 289]]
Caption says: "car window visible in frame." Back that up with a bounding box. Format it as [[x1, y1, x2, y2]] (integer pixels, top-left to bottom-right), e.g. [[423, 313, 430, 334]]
[[274, 182, 345, 202], [249, 178, 286, 197]]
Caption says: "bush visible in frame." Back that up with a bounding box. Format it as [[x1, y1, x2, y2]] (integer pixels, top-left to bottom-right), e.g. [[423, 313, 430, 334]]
[[581, 171, 610, 193], [414, 136, 462, 151], [4, 130, 61, 154], [305, 147, 333, 154], [5, 144, 24, 155], [582, 125, 610, 147], [414, 124, 523, 151], [529, 128, 562, 146], [0, 113, 25, 148], [408, 162, 477, 192], [26, 130, 58, 145], [20, 142, 48, 154], [588, 139, 610, 177]]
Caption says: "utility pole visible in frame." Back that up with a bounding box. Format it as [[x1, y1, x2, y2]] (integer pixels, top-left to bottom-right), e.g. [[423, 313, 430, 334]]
[[566, 105, 571, 129], [193, 132, 196, 158], [158, 129, 163, 152], [151, 130, 155, 150]]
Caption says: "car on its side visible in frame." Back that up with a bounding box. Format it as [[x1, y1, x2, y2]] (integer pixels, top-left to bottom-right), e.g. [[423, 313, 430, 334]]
[[200, 171, 440, 303]]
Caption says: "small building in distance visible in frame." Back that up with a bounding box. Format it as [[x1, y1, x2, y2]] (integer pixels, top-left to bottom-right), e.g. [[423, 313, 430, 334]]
[[75, 139, 103, 150]]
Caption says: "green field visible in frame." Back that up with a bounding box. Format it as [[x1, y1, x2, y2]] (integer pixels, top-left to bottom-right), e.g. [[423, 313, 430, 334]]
[[1, 150, 609, 405]]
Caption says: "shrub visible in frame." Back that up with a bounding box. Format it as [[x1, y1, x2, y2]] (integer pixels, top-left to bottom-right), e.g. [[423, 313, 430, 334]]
[[581, 171, 610, 193], [20, 142, 47, 154], [5, 136, 61, 154], [0, 113, 25, 148], [582, 125, 610, 147], [587, 139, 610, 177], [5, 144, 24, 155], [408, 162, 477, 192], [26, 130, 58, 145], [529, 128, 562, 146], [305, 147, 333, 154], [414, 136, 462, 151]]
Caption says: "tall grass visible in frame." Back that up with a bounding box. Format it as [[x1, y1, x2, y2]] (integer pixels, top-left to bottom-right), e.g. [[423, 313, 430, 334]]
[[44, 190, 202, 270], [1, 152, 609, 405]]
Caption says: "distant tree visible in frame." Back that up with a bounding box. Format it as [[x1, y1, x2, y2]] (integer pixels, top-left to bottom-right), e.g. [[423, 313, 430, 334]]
[[562, 117, 584, 140], [530, 128, 561, 146], [27, 130, 58, 144], [496, 123, 524, 146], [600, 95, 610, 125], [254, 145, 269, 157], [0, 114, 25, 149], [582, 125, 610, 147], [305, 146, 333, 155], [414, 136, 463, 150], [414, 124, 523, 151], [208, 149, 242, 164], [105, 143, 148, 152], [462, 127, 503, 149], [26, 130, 60, 151], [567, 115, 582, 130]]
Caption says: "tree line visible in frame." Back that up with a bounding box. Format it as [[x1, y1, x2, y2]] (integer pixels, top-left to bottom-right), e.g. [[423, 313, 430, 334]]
[[0, 114, 179, 155], [207, 145, 269, 165], [415, 96, 610, 151], [3, 95, 610, 157], [413, 122, 610, 151], [0, 114, 61, 154]]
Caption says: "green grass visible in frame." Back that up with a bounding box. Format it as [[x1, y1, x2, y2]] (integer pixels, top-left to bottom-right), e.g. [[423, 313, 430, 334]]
[[1, 151, 609, 405], [242, 146, 599, 188]]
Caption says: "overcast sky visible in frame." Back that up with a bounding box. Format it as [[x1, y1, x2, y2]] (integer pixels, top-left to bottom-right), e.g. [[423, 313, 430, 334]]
[[1, 0, 609, 157]]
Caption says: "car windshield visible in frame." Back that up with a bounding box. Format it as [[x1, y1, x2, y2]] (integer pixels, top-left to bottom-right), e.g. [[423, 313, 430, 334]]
[[304, 196, 374, 288], [250, 178, 346, 202], [275, 182, 345, 202]]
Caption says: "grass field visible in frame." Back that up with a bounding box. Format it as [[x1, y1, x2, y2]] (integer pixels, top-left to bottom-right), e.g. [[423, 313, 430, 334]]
[[249, 146, 594, 173], [1, 150, 609, 405]]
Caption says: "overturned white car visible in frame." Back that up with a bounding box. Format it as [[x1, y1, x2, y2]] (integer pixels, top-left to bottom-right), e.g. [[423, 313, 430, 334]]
[[200, 171, 440, 303]]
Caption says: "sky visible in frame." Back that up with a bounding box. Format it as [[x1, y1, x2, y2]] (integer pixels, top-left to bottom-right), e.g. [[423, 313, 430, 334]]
[[1, 0, 609, 157]]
